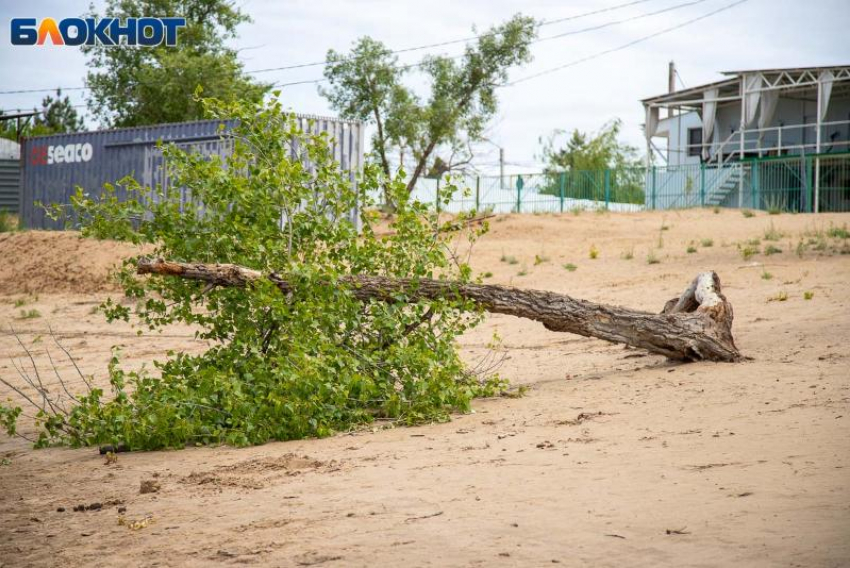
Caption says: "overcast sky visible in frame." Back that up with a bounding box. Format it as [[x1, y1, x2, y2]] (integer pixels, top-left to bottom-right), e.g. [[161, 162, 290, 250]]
[[1, 0, 848, 173]]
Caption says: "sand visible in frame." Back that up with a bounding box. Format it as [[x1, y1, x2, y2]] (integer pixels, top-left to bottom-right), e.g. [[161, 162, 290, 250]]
[[0, 209, 848, 567]]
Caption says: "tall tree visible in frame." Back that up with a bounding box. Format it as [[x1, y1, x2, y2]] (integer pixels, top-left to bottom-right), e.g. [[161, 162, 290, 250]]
[[0, 89, 84, 141], [83, 0, 270, 127], [321, 15, 535, 207]]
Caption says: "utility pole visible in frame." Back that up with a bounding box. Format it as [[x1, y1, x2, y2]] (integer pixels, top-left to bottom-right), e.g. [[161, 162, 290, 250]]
[[667, 60, 676, 119]]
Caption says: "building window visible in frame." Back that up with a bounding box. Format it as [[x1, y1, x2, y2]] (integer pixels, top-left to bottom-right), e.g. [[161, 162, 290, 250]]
[[687, 128, 702, 157]]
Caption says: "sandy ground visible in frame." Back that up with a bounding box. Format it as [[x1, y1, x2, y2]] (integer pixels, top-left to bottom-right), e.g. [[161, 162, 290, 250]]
[[0, 209, 849, 567]]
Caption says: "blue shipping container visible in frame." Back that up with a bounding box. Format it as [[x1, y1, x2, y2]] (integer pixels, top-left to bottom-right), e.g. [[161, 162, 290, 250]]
[[19, 115, 364, 229]]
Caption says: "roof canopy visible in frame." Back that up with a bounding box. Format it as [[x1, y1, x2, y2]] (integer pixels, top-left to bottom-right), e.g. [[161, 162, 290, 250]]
[[642, 65, 850, 110]]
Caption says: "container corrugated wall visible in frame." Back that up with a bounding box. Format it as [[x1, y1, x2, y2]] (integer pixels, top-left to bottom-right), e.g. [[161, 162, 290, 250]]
[[0, 159, 21, 214], [20, 116, 364, 229]]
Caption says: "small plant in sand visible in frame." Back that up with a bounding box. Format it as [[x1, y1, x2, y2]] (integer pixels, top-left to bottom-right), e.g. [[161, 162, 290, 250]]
[[763, 221, 784, 242], [803, 291, 814, 300], [764, 244, 782, 256], [742, 209, 755, 218], [589, 245, 599, 259], [739, 244, 760, 260], [621, 247, 634, 260], [646, 250, 661, 265], [501, 252, 519, 265], [827, 224, 849, 239], [0, 210, 16, 233], [570, 206, 582, 216], [562, 263, 577, 272], [17, 309, 41, 320], [686, 245, 697, 254], [533, 253, 549, 266], [517, 266, 529, 276], [13, 298, 27, 308], [761, 268, 773, 281], [768, 291, 789, 302], [482, 271, 493, 279], [712, 206, 721, 214], [700, 238, 714, 247]]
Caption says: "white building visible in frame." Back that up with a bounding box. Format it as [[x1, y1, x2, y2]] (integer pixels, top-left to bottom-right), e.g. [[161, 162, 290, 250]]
[[642, 66, 850, 212]]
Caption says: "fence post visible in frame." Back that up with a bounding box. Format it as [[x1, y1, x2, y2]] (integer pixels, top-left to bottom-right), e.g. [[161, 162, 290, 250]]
[[475, 176, 480, 210], [699, 163, 706, 207], [559, 172, 565, 213], [651, 166, 657, 210], [751, 162, 758, 209], [805, 156, 814, 213], [604, 169, 611, 209], [515, 175, 524, 213]]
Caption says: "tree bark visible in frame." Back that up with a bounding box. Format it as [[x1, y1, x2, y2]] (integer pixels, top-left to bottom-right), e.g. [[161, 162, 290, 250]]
[[136, 258, 741, 363]]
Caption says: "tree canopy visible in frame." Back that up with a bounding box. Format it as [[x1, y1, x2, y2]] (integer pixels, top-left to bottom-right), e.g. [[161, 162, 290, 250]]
[[83, 0, 270, 127], [321, 15, 536, 206], [538, 119, 641, 173]]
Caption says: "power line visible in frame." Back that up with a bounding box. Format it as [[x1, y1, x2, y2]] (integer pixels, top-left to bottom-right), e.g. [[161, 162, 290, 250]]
[[0, 0, 664, 95], [271, 0, 710, 90], [535, 0, 706, 44], [249, 0, 659, 74], [505, 0, 751, 86]]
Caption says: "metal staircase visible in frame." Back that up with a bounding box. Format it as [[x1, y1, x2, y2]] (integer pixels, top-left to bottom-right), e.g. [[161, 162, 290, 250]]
[[703, 163, 743, 206]]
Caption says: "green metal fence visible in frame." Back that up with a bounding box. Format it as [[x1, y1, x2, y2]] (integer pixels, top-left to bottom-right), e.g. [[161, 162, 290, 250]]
[[386, 152, 850, 214]]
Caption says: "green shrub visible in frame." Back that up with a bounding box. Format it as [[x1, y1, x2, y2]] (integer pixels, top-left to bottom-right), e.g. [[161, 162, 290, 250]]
[[6, 96, 503, 451], [0, 211, 15, 232], [563, 263, 577, 272]]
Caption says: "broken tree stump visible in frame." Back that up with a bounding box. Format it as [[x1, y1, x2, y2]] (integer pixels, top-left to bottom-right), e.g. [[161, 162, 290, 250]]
[[136, 258, 741, 362]]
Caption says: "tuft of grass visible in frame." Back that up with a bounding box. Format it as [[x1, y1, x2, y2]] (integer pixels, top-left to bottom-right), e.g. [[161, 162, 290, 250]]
[[533, 254, 550, 266], [747, 237, 761, 246], [761, 268, 773, 280], [803, 291, 814, 300], [764, 244, 782, 256], [827, 224, 850, 239], [739, 244, 760, 260], [0, 210, 16, 233], [17, 309, 41, 320], [501, 252, 519, 265], [570, 206, 582, 216], [742, 209, 755, 218], [482, 271, 493, 279], [517, 266, 528, 276], [589, 245, 599, 260], [700, 238, 714, 247], [763, 221, 784, 241], [796, 240, 805, 257], [13, 298, 27, 308], [646, 250, 661, 265], [767, 206, 782, 215], [768, 291, 788, 302], [563, 263, 577, 272], [621, 247, 634, 260], [713, 206, 720, 214]]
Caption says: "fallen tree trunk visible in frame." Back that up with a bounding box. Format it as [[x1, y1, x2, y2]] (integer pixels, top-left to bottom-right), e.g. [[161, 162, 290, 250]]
[[137, 258, 741, 362]]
